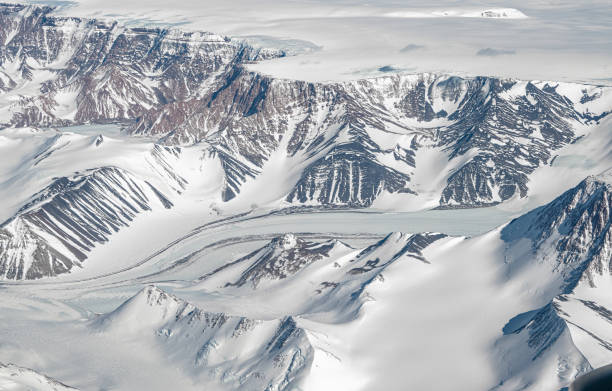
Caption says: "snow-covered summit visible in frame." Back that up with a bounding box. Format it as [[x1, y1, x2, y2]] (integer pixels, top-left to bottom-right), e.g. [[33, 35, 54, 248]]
[[93, 285, 199, 333], [271, 233, 298, 250]]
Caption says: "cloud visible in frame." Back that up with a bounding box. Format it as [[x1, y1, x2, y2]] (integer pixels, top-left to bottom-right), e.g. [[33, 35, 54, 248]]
[[399, 44, 424, 53], [378, 65, 398, 72], [476, 48, 516, 57]]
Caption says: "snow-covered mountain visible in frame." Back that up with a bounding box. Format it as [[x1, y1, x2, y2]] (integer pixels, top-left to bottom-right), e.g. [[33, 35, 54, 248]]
[[501, 170, 612, 292], [1, 3, 611, 213], [128, 70, 612, 209], [0, 166, 175, 279], [0, 173, 609, 390], [0, 128, 192, 280], [191, 172, 611, 390], [492, 170, 612, 390], [195, 231, 446, 321], [200, 233, 351, 289], [0, 3, 282, 128], [197, 173, 612, 390], [1, 3, 612, 391], [94, 285, 312, 391]]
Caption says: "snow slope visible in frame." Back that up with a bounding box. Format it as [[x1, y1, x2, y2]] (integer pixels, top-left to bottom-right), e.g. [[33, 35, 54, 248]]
[[93, 285, 312, 391], [0, 363, 77, 391], [297, 173, 612, 391], [0, 127, 199, 279]]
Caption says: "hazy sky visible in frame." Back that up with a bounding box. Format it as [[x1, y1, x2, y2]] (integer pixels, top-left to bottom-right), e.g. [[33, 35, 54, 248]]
[[39, 0, 612, 84]]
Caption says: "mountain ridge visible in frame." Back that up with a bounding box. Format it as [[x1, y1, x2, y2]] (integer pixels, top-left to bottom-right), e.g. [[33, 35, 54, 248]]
[[1, 3, 611, 212]]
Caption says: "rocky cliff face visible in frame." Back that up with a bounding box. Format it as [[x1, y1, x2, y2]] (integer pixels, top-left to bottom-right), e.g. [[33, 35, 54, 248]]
[[133, 72, 610, 207], [0, 3, 283, 128], [129, 72, 611, 208], [0, 128, 188, 281]]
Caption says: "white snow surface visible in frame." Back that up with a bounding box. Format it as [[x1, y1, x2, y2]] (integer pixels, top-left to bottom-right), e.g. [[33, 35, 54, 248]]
[[0, 363, 78, 390], [35, 0, 612, 84]]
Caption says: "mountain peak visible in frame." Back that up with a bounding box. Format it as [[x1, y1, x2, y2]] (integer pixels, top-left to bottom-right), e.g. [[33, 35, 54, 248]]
[[502, 174, 611, 291], [271, 233, 299, 250], [90, 286, 314, 390], [92, 285, 196, 333], [202, 234, 345, 289]]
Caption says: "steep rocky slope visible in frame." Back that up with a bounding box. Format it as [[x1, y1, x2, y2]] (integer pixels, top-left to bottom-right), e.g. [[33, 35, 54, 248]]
[[133, 71, 612, 208], [0, 3, 282, 128], [0, 166, 175, 279]]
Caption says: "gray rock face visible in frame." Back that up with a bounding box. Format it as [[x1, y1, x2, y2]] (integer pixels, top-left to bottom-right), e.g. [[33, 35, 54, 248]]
[[287, 143, 413, 206], [438, 78, 587, 207], [131, 71, 609, 208], [0, 3, 283, 128], [494, 173, 612, 389]]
